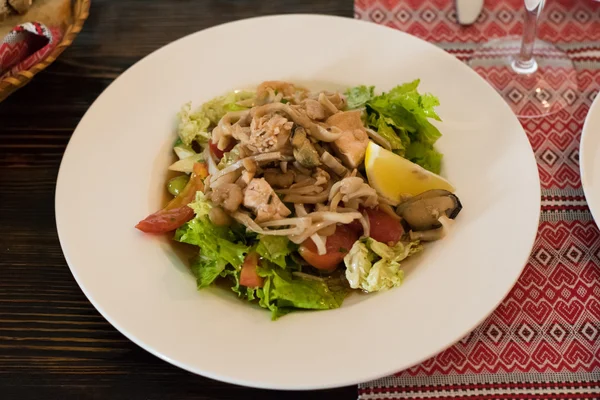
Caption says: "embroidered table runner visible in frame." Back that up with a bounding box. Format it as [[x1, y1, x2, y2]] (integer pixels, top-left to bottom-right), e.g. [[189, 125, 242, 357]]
[[355, 0, 600, 398]]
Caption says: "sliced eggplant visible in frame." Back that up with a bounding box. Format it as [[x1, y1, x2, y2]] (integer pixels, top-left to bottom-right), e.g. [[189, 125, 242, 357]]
[[396, 189, 462, 231], [291, 126, 321, 168]]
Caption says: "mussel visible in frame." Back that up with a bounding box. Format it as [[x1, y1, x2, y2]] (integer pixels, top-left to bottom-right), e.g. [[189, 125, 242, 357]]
[[396, 189, 462, 241], [291, 126, 321, 168]]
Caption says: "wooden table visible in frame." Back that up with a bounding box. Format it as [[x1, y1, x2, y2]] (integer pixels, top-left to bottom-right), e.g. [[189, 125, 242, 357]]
[[0, 1, 357, 398]]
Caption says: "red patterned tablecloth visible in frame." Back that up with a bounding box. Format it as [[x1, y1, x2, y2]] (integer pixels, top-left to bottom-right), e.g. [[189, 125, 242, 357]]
[[355, 0, 600, 399]]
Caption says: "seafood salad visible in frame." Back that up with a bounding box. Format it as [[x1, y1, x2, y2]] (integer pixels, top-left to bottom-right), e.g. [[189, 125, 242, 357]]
[[136, 80, 462, 319]]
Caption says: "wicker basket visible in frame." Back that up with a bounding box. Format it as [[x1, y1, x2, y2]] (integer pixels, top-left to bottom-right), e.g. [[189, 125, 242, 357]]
[[0, 0, 91, 102]]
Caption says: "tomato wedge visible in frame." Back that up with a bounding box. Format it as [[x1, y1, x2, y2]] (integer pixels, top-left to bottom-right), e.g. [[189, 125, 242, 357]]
[[240, 252, 263, 288], [209, 140, 236, 160], [135, 162, 209, 233], [298, 225, 359, 271], [365, 207, 404, 244], [346, 219, 363, 236]]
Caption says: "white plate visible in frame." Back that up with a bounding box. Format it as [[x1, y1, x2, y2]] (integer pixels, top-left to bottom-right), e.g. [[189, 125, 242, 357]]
[[56, 15, 540, 390], [581, 94, 600, 224]]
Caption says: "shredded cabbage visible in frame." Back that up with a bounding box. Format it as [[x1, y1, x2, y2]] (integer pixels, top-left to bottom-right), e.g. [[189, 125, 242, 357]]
[[177, 102, 211, 146], [200, 91, 255, 125], [187, 191, 212, 217], [344, 238, 422, 292]]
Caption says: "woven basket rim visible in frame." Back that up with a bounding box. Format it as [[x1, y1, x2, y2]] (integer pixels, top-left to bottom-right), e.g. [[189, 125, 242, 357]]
[[0, 0, 91, 102]]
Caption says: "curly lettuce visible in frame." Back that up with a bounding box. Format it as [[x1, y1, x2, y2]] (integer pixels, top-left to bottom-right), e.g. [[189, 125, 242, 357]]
[[255, 266, 345, 320], [187, 191, 212, 217], [344, 238, 422, 293], [177, 102, 211, 146], [345, 85, 374, 109], [176, 91, 254, 148], [255, 235, 294, 269], [346, 80, 443, 173], [174, 216, 249, 288], [175, 215, 344, 318], [200, 91, 255, 125]]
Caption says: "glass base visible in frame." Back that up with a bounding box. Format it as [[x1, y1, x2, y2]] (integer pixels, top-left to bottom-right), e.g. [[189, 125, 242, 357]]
[[468, 36, 578, 119]]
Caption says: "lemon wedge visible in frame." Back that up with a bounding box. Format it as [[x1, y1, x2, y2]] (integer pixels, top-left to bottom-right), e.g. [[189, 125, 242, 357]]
[[365, 141, 455, 200]]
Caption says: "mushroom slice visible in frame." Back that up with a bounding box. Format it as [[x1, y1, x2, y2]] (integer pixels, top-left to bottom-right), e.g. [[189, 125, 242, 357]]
[[396, 190, 462, 231]]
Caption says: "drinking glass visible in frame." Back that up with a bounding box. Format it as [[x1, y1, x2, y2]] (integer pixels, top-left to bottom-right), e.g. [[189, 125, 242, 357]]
[[468, 0, 577, 118]]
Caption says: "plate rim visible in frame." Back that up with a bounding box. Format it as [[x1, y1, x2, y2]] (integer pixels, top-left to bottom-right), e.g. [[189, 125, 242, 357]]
[[55, 13, 541, 390], [580, 93, 600, 225]]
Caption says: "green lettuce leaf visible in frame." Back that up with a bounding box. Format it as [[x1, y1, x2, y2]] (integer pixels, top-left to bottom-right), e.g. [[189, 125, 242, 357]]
[[373, 114, 406, 154], [177, 102, 211, 146], [405, 141, 443, 175], [256, 266, 344, 320], [321, 271, 351, 307], [230, 222, 258, 246], [343, 238, 422, 293], [177, 91, 254, 147], [176, 218, 347, 319], [174, 216, 249, 269], [222, 265, 243, 295], [255, 236, 292, 269], [190, 255, 228, 288], [345, 85, 375, 109], [200, 91, 255, 125], [364, 79, 443, 173]]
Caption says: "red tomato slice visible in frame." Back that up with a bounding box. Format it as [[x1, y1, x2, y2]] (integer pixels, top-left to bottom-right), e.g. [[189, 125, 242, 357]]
[[134, 207, 195, 234], [240, 252, 263, 288], [298, 225, 359, 271], [135, 161, 209, 234], [346, 219, 363, 236], [365, 207, 404, 244], [209, 140, 236, 160]]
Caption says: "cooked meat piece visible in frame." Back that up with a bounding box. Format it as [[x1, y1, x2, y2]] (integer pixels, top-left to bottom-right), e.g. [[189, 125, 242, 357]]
[[304, 99, 326, 120], [243, 178, 291, 222], [326, 111, 369, 169], [247, 114, 293, 153], [251, 102, 341, 142], [264, 168, 295, 188], [326, 110, 365, 135], [250, 103, 341, 142], [212, 110, 251, 149], [324, 92, 347, 110], [210, 183, 243, 212], [240, 158, 257, 185]]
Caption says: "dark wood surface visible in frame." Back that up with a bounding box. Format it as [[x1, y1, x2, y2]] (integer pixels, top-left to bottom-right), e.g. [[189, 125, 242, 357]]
[[0, 1, 357, 398]]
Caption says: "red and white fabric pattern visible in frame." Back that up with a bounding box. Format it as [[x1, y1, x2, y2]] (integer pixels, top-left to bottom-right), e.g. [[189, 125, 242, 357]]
[[0, 21, 62, 78], [356, 0, 600, 398]]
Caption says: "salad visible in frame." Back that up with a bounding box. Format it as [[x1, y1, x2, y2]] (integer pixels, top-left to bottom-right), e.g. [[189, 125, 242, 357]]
[[136, 80, 462, 319]]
